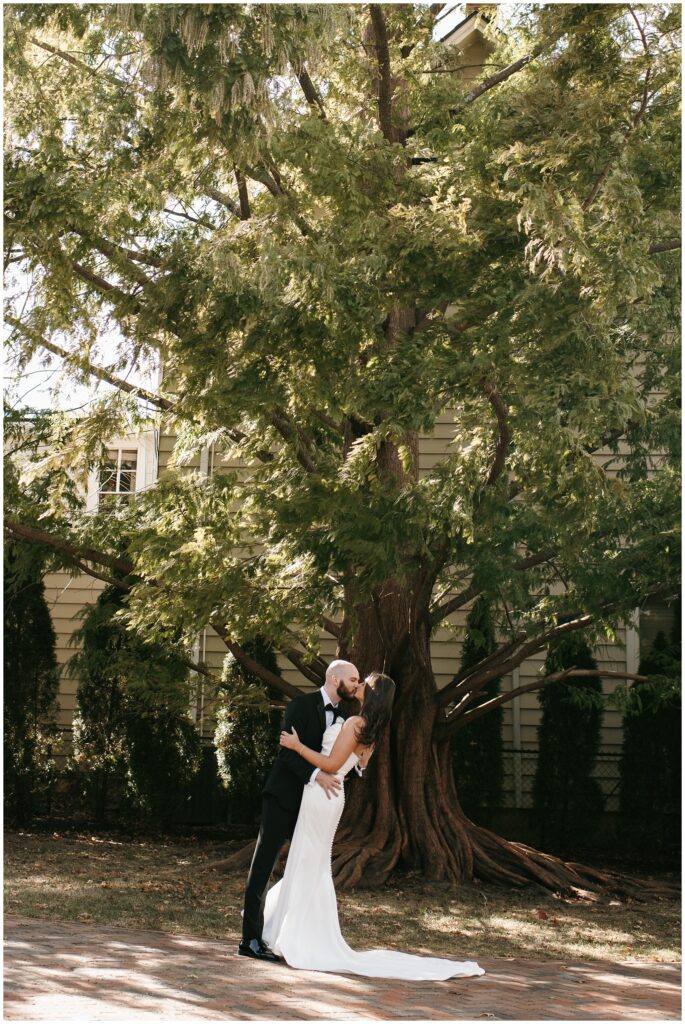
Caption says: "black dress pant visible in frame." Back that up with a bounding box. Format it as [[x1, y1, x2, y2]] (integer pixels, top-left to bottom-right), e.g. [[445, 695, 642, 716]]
[[242, 793, 299, 942]]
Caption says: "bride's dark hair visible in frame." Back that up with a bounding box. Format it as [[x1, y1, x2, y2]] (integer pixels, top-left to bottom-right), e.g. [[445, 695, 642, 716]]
[[355, 672, 395, 748]]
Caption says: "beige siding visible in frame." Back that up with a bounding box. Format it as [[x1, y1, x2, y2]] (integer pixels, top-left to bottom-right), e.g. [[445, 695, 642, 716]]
[[42, 571, 106, 729]]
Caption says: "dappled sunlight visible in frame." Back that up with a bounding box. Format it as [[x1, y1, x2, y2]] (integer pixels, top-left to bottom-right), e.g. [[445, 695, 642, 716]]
[[5, 914, 680, 1021], [5, 830, 680, 968]]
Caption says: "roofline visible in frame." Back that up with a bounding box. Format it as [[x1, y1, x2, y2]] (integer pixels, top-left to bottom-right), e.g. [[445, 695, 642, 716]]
[[436, 10, 478, 44]]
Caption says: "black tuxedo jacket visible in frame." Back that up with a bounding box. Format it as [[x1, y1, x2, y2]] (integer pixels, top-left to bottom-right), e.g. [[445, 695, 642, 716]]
[[263, 690, 346, 814]]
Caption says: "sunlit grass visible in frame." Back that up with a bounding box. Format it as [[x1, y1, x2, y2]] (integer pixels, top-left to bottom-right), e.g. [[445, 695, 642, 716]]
[[4, 829, 680, 963]]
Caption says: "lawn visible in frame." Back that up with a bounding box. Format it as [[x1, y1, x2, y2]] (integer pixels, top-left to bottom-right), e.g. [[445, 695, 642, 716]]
[[4, 828, 680, 964]]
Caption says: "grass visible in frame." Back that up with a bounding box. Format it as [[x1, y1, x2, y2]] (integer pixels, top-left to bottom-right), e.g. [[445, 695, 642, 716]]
[[4, 828, 680, 964]]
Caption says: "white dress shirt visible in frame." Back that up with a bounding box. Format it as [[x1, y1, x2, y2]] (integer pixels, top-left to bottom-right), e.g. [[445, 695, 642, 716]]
[[307, 686, 339, 786]]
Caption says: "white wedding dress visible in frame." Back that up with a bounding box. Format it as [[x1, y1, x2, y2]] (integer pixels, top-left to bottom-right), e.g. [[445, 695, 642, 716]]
[[262, 722, 485, 980]]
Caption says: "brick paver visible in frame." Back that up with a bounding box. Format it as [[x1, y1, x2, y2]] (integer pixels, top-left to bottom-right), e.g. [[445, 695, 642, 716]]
[[3, 915, 681, 1021]]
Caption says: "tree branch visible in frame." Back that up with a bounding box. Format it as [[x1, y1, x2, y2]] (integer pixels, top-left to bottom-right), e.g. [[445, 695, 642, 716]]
[[28, 36, 124, 89], [209, 620, 304, 699], [456, 52, 534, 108], [5, 515, 307, 699], [481, 380, 510, 487], [648, 238, 680, 254], [6, 316, 175, 411], [234, 165, 252, 219], [183, 657, 220, 682], [269, 409, 318, 473], [205, 187, 241, 218], [6, 317, 280, 463], [438, 612, 596, 716], [69, 257, 143, 313], [320, 615, 341, 639], [581, 62, 652, 213], [368, 4, 395, 143], [242, 165, 311, 237], [69, 557, 131, 591], [67, 224, 162, 271], [430, 547, 559, 629], [4, 518, 135, 576], [445, 667, 649, 735], [283, 647, 326, 685], [294, 63, 327, 119]]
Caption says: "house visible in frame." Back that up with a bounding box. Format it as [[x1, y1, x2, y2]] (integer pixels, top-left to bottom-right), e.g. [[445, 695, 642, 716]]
[[40, 410, 671, 817]]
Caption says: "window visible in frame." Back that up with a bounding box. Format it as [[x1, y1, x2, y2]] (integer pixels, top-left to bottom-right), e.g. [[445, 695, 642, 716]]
[[98, 449, 138, 503], [639, 595, 678, 662]]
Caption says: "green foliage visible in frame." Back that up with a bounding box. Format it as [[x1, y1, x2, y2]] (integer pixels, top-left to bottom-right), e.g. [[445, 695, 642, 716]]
[[532, 632, 605, 850], [3, 3, 681, 789], [4, 542, 61, 824], [214, 637, 282, 823], [618, 601, 681, 849], [68, 586, 202, 822], [451, 597, 504, 817]]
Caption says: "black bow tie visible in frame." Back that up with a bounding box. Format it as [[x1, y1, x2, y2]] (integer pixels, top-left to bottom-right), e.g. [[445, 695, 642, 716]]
[[324, 702, 339, 712]]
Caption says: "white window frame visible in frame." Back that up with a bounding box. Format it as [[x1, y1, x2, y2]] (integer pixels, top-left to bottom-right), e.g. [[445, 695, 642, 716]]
[[86, 430, 158, 511]]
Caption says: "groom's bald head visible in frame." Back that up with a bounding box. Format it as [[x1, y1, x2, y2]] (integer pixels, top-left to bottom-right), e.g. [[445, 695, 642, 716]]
[[325, 660, 359, 700], [326, 660, 356, 684]]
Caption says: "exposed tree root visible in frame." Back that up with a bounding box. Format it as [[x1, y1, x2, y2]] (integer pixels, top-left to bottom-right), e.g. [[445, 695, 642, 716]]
[[203, 841, 256, 875], [201, 838, 293, 879], [190, 819, 674, 904], [189, 741, 675, 904]]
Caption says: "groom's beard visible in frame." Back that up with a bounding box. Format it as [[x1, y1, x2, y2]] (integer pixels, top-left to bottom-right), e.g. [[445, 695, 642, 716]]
[[336, 683, 362, 707], [336, 688, 363, 715]]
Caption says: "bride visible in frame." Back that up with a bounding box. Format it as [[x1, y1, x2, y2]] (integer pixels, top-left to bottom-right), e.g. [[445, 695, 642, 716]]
[[262, 671, 485, 981]]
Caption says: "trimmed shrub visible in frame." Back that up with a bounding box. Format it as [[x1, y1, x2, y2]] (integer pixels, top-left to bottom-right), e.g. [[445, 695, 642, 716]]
[[68, 586, 202, 823], [214, 637, 282, 824], [4, 543, 60, 824], [450, 597, 504, 818], [619, 602, 681, 852], [532, 632, 605, 851]]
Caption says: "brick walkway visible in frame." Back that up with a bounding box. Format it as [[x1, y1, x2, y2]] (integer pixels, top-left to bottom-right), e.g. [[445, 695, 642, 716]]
[[4, 915, 681, 1021]]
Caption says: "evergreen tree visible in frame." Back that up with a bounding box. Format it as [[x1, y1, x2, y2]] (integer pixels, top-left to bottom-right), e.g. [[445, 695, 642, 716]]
[[69, 586, 202, 823], [214, 637, 282, 824], [619, 598, 681, 851], [532, 632, 605, 851], [450, 597, 503, 819], [4, 543, 60, 824]]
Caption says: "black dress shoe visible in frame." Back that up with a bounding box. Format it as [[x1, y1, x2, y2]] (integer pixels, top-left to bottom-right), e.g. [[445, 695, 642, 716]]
[[238, 938, 281, 962]]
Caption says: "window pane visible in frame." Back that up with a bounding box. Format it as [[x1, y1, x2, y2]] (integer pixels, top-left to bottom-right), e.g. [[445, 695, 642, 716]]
[[99, 462, 118, 492], [118, 452, 137, 493], [639, 597, 677, 660], [119, 470, 136, 493], [99, 449, 138, 497]]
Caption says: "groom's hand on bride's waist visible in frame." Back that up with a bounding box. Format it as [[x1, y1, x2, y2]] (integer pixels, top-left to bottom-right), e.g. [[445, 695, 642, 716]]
[[315, 772, 342, 799]]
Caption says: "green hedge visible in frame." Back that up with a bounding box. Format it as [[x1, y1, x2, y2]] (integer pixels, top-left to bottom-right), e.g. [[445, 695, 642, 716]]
[[619, 601, 680, 851], [213, 637, 282, 824], [532, 632, 605, 850], [4, 543, 60, 825], [450, 597, 504, 819], [68, 586, 202, 823]]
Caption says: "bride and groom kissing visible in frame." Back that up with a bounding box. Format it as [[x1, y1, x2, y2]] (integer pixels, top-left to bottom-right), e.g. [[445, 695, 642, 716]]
[[238, 659, 485, 980]]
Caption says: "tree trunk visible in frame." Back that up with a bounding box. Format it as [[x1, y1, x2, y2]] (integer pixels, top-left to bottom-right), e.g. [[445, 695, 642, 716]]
[[332, 588, 655, 899]]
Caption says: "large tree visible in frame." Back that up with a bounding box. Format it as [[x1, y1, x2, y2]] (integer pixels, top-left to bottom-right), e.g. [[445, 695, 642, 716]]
[[4, 3, 680, 893]]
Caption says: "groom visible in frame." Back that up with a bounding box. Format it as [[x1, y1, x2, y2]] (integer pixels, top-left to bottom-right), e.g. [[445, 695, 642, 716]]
[[238, 659, 360, 961]]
